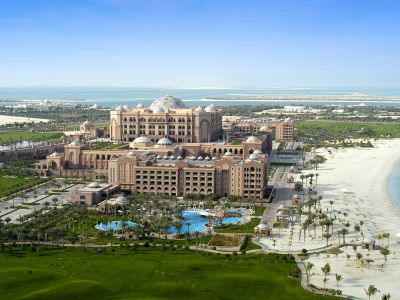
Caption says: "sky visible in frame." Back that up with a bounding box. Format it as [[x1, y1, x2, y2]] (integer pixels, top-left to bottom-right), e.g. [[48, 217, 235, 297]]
[[0, 0, 399, 88]]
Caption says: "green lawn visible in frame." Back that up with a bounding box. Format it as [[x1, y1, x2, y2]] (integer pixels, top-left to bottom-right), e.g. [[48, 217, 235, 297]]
[[216, 218, 261, 234], [295, 120, 400, 140], [0, 131, 64, 145], [0, 246, 335, 300], [89, 142, 125, 150], [0, 171, 43, 198]]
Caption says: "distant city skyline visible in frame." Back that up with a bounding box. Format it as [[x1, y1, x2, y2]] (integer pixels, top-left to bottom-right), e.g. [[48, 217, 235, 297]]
[[0, 0, 399, 88]]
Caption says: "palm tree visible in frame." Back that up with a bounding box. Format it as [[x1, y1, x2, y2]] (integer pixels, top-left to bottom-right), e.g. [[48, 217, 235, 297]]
[[335, 273, 343, 287], [338, 228, 349, 245], [383, 232, 390, 246], [321, 263, 330, 281], [193, 231, 201, 249], [356, 252, 363, 267], [322, 233, 332, 246], [380, 247, 390, 263], [185, 223, 191, 246], [381, 292, 391, 300], [364, 285, 379, 300], [306, 262, 314, 283], [354, 224, 361, 240]]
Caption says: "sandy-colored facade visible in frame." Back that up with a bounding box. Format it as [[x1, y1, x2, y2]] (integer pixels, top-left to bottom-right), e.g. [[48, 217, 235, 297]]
[[108, 152, 268, 200], [110, 100, 222, 143], [269, 118, 294, 141]]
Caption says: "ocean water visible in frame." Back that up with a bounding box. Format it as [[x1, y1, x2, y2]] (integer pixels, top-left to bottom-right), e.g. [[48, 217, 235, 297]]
[[1, 87, 400, 107], [389, 160, 400, 211]]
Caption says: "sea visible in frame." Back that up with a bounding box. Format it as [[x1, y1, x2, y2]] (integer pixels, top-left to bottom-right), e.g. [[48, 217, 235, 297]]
[[1, 87, 400, 108]]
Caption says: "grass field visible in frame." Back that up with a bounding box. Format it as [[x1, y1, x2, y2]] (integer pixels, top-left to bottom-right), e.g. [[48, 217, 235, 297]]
[[295, 120, 400, 140], [0, 171, 43, 198], [216, 218, 261, 234], [0, 131, 64, 145], [0, 246, 335, 300]]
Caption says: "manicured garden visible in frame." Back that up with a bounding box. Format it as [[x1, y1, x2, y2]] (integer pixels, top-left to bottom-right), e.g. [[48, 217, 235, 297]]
[[295, 120, 400, 140], [0, 171, 44, 198], [216, 218, 260, 234], [0, 246, 336, 300], [0, 131, 64, 145]]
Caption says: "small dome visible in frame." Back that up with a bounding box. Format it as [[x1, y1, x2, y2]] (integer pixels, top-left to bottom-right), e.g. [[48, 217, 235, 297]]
[[122, 105, 129, 110], [362, 237, 376, 244], [70, 141, 80, 146], [190, 156, 196, 160], [88, 182, 100, 188], [205, 156, 211, 160], [116, 195, 128, 203], [177, 155, 183, 160], [133, 136, 151, 143], [224, 151, 233, 156], [256, 223, 270, 229], [136, 103, 145, 108], [259, 125, 269, 132], [115, 106, 126, 111], [195, 106, 205, 112], [246, 136, 260, 143], [197, 156, 204, 160], [127, 151, 135, 156], [205, 104, 217, 112], [149, 95, 186, 110], [163, 155, 169, 159], [49, 151, 60, 157], [248, 153, 259, 160], [212, 156, 217, 160], [157, 155, 162, 159], [254, 149, 262, 154], [157, 138, 173, 146], [152, 105, 164, 113], [169, 155, 175, 159]]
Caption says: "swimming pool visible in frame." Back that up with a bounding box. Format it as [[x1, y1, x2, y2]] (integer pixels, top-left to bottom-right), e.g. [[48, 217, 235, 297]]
[[168, 210, 243, 234], [225, 208, 247, 215], [95, 220, 137, 231]]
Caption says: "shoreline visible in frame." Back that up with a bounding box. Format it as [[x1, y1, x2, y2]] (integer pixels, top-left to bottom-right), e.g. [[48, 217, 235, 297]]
[[305, 139, 400, 299], [386, 157, 400, 217], [0, 115, 49, 126]]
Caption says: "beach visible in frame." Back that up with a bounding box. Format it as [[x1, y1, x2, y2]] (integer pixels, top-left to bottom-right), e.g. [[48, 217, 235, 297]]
[[258, 139, 400, 298], [304, 139, 400, 299], [0, 115, 49, 126]]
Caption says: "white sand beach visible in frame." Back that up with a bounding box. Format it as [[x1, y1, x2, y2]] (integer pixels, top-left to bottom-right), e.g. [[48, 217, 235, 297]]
[[259, 139, 400, 299], [303, 139, 400, 299], [0, 115, 49, 126]]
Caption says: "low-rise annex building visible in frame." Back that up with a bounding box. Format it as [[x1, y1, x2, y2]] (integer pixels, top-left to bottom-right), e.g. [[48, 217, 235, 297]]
[[70, 182, 120, 206]]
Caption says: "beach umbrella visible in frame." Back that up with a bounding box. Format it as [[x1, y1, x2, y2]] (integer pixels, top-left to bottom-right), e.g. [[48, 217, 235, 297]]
[[396, 232, 400, 238], [341, 188, 350, 193]]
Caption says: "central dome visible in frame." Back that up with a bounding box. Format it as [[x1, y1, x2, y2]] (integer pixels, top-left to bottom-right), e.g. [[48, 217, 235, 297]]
[[149, 95, 186, 110]]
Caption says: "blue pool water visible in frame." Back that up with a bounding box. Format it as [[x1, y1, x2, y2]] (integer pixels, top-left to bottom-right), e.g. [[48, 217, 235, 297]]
[[389, 160, 400, 212], [168, 210, 243, 234], [225, 208, 247, 215], [95, 220, 136, 231]]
